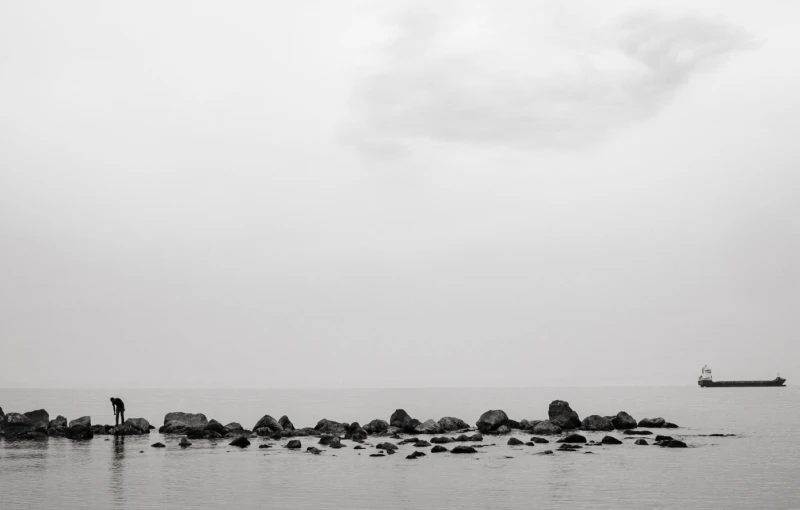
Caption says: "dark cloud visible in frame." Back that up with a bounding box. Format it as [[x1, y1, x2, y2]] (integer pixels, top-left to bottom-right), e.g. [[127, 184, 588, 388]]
[[348, 9, 757, 155]]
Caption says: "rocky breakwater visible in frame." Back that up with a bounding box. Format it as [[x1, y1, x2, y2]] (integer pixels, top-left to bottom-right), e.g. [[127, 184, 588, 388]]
[[159, 412, 248, 440], [66, 416, 94, 440]]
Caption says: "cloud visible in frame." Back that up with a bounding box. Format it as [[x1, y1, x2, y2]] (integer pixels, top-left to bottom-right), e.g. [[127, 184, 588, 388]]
[[347, 8, 758, 156]]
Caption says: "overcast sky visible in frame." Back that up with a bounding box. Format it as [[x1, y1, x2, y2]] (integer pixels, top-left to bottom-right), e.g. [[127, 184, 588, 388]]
[[1, 0, 798, 388]]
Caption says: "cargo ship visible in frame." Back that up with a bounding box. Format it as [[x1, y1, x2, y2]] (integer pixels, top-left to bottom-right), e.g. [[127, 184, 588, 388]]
[[698, 365, 786, 387]]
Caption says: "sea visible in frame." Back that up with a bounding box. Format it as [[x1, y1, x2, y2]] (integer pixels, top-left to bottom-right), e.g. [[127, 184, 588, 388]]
[[1, 386, 798, 509]]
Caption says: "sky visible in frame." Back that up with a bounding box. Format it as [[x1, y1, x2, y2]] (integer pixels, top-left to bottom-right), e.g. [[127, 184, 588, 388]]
[[1, 0, 798, 388]]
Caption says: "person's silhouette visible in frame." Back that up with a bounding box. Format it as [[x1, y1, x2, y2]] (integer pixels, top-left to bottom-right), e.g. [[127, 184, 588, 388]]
[[110, 397, 125, 426]]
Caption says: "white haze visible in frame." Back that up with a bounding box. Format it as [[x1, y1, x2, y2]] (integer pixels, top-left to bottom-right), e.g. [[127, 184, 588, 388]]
[[1, 0, 799, 388]]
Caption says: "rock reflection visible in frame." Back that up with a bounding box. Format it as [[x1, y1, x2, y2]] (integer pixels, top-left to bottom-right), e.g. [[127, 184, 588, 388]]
[[110, 436, 125, 505]]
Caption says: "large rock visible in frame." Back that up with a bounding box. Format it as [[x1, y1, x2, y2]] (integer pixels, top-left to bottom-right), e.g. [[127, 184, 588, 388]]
[[375, 442, 398, 451], [225, 422, 243, 431], [48, 415, 67, 429], [229, 436, 250, 448], [364, 419, 389, 434], [91, 424, 110, 435], [638, 417, 666, 428], [476, 410, 509, 433], [345, 422, 368, 441], [66, 416, 93, 440], [114, 418, 151, 436], [24, 409, 50, 433], [160, 413, 208, 434], [278, 416, 295, 431], [390, 409, 413, 429], [519, 420, 542, 431], [206, 419, 226, 435], [318, 435, 342, 448], [600, 436, 622, 445], [580, 415, 614, 432], [253, 415, 283, 435], [314, 419, 348, 437], [438, 416, 469, 432], [612, 411, 637, 429], [531, 420, 562, 435], [3, 413, 36, 439], [414, 419, 443, 435], [451, 445, 478, 454], [285, 439, 302, 449], [548, 401, 580, 430]]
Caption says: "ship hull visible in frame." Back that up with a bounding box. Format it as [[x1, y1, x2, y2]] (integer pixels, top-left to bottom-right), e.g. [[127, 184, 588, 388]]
[[698, 378, 786, 388]]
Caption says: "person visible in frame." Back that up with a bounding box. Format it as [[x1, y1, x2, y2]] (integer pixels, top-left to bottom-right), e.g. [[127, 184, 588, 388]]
[[110, 397, 125, 426]]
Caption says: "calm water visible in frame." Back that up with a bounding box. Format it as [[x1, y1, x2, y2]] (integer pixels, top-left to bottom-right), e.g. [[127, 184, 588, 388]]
[[1, 387, 798, 509]]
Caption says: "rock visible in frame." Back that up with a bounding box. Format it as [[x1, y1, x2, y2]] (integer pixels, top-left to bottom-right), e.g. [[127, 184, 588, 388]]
[[638, 417, 666, 428], [285, 439, 301, 449], [23, 409, 49, 433], [66, 416, 93, 440], [179, 437, 192, 447], [437, 417, 469, 432], [120, 418, 151, 435], [664, 422, 678, 429], [229, 436, 250, 448], [259, 444, 272, 448], [558, 444, 582, 451], [160, 412, 208, 433], [3, 413, 35, 439], [354, 445, 366, 450], [529, 437, 549, 444], [519, 419, 542, 431], [307, 447, 322, 454], [253, 415, 283, 435], [469, 433, 483, 441], [548, 401, 581, 430], [406, 451, 426, 459], [655, 435, 674, 442], [431, 445, 448, 453], [624, 430, 652, 435], [319, 435, 342, 448], [635, 439, 649, 445], [532, 420, 562, 435], [225, 428, 253, 438], [278, 415, 295, 431], [708, 433, 736, 437], [557, 433, 587, 444], [539, 450, 554, 455], [90, 424, 109, 435], [363, 419, 389, 434], [600, 436, 622, 445], [186, 427, 222, 440], [413, 440, 431, 447], [612, 411, 637, 430], [206, 419, 226, 434], [507, 437, 524, 445], [495, 425, 511, 434], [451, 445, 478, 454], [375, 442, 398, 451], [665, 440, 687, 448], [414, 419, 443, 435], [580, 415, 614, 431], [476, 409, 509, 433], [431, 436, 453, 444], [370, 454, 385, 457], [345, 422, 368, 441], [507, 419, 521, 429], [151, 442, 166, 448], [48, 415, 67, 431], [314, 419, 348, 437], [398, 437, 420, 445], [390, 409, 414, 430], [225, 422, 243, 431]]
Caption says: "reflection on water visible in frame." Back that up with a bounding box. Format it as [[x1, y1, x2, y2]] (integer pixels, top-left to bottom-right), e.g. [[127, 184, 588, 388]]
[[1, 387, 799, 509]]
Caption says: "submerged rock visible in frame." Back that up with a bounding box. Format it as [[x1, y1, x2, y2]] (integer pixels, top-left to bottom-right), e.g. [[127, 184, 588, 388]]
[[625, 430, 652, 436], [375, 442, 398, 451], [635, 439, 649, 445], [557, 433, 587, 444], [318, 435, 342, 448], [151, 442, 166, 448], [179, 437, 192, 447], [664, 440, 687, 448], [229, 436, 251, 448], [655, 435, 674, 442], [476, 410, 509, 433], [451, 445, 478, 454], [406, 451, 426, 459], [664, 422, 679, 429], [600, 436, 622, 445], [431, 445, 448, 453], [531, 420, 562, 435], [370, 453, 385, 457], [548, 401, 581, 430], [438, 417, 469, 432], [638, 417, 666, 428], [580, 415, 614, 432], [529, 437, 550, 444], [285, 439, 302, 449], [507, 437, 524, 445], [307, 447, 322, 455], [612, 411, 637, 430], [431, 436, 454, 444]]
